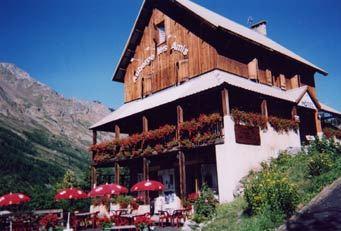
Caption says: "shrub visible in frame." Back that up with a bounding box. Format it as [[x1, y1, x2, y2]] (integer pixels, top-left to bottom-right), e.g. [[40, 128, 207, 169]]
[[308, 152, 333, 177], [193, 184, 218, 223], [308, 137, 341, 157], [244, 164, 299, 217]]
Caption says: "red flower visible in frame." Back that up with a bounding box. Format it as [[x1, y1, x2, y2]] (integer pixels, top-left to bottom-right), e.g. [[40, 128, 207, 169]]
[[39, 214, 59, 228]]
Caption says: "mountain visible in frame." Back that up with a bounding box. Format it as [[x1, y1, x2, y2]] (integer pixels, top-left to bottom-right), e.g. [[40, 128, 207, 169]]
[[0, 63, 112, 194]]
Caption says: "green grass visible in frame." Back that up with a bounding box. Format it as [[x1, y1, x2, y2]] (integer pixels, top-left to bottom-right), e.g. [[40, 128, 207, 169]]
[[204, 139, 341, 231], [0, 118, 91, 210]]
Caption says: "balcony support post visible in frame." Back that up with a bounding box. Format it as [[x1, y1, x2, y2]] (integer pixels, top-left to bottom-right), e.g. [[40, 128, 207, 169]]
[[115, 125, 120, 140], [142, 116, 148, 132], [91, 130, 97, 188], [261, 99, 268, 121], [114, 162, 120, 184], [221, 88, 230, 116], [176, 105, 184, 140], [178, 151, 186, 201], [143, 158, 150, 204]]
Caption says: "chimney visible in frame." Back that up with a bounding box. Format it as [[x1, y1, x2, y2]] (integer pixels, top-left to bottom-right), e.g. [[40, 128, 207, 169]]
[[251, 20, 267, 36]]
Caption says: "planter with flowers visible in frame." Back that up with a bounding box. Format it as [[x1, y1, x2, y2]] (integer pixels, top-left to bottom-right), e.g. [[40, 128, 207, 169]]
[[268, 116, 299, 133], [231, 109, 267, 130], [91, 113, 223, 163]]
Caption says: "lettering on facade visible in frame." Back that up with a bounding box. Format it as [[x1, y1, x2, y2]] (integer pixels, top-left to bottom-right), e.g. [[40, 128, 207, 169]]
[[157, 44, 168, 55], [134, 54, 155, 82], [133, 42, 188, 82], [171, 42, 189, 56]]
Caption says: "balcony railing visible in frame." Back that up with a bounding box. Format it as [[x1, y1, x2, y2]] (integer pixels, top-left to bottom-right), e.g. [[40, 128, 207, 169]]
[[91, 113, 224, 164]]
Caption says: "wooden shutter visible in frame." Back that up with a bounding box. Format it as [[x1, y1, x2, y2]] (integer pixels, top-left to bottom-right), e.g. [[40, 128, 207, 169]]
[[248, 58, 258, 80], [265, 69, 272, 85], [280, 74, 286, 90], [142, 74, 152, 96], [290, 74, 300, 88], [177, 59, 189, 83]]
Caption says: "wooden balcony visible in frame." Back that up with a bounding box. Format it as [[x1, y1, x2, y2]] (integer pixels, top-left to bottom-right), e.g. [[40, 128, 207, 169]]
[[91, 113, 224, 166]]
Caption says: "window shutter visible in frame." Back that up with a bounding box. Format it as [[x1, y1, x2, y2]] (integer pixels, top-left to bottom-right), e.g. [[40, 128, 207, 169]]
[[291, 74, 299, 88], [177, 59, 189, 83], [265, 69, 272, 85], [280, 74, 286, 90], [248, 58, 258, 80]]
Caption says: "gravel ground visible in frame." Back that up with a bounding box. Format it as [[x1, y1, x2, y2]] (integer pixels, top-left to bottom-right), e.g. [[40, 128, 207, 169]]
[[279, 177, 341, 231]]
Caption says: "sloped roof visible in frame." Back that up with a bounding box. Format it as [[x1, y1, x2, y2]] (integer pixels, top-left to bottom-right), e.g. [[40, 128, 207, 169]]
[[113, 0, 327, 82], [320, 102, 341, 116], [91, 69, 308, 130]]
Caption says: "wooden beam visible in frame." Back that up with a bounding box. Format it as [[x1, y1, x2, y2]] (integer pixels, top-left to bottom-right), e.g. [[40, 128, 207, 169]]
[[178, 151, 186, 200], [115, 125, 120, 140], [261, 99, 268, 121], [142, 116, 148, 132], [115, 162, 120, 184], [221, 88, 230, 116]]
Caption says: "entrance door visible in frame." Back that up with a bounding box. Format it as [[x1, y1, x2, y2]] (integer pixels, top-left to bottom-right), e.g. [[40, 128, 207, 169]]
[[298, 107, 317, 143], [158, 169, 175, 193]]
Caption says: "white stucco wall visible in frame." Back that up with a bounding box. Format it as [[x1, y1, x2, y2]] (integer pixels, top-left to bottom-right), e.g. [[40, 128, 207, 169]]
[[215, 115, 301, 203]]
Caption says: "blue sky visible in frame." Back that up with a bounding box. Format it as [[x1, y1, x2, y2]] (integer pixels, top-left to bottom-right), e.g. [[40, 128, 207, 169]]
[[1, 0, 340, 110]]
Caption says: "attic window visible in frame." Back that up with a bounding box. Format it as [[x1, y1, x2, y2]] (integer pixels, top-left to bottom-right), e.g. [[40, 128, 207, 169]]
[[156, 22, 166, 45]]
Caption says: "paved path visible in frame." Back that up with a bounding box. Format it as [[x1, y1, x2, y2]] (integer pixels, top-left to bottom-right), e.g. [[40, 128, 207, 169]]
[[279, 177, 341, 231]]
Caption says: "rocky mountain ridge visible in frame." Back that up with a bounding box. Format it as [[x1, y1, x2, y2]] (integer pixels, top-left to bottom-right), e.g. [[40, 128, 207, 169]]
[[0, 63, 112, 149]]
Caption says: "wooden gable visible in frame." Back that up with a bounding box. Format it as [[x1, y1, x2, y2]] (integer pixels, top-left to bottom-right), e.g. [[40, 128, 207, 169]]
[[123, 9, 218, 102]]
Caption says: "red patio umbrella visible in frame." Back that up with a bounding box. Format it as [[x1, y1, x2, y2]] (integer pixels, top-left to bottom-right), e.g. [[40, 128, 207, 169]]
[[0, 193, 30, 207], [55, 187, 87, 230], [88, 183, 128, 197], [131, 179, 165, 192], [55, 187, 87, 200]]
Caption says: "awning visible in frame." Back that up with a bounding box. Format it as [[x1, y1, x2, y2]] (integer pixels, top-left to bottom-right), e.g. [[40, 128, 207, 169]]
[[91, 69, 309, 130]]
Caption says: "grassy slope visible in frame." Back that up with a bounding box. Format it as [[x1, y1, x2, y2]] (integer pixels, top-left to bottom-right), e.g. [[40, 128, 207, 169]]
[[204, 142, 341, 231]]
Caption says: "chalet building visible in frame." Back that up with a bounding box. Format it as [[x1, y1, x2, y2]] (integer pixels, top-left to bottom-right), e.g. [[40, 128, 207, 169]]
[[90, 0, 341, 202]]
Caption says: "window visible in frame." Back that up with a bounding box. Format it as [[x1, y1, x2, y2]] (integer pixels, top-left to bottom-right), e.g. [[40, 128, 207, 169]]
[[156, 22, 166, 45]]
